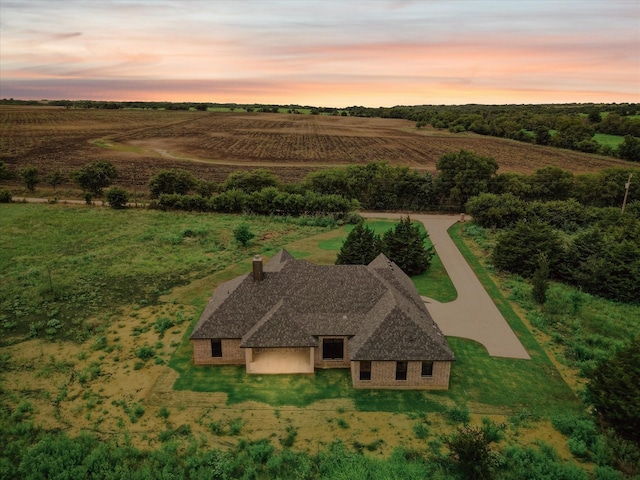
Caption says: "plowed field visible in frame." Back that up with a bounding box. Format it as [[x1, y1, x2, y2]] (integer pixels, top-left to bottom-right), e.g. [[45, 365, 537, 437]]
[[1, 105, 634, 191]]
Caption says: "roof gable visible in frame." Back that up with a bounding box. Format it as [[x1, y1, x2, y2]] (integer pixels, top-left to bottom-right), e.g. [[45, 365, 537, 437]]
[[191, 250, 454, 362]]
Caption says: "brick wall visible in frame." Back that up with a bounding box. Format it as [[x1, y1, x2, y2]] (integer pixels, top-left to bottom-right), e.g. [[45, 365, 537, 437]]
[[351, 360, 451, 390], [191, 339, 245, 365], [314, 336, 351, 368]]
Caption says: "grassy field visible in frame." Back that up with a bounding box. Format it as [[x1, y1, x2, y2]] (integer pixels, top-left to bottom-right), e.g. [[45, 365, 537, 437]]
[[4, 203, 633, 472], [0, 204, 332, 343], [593, 132, 626, 149]]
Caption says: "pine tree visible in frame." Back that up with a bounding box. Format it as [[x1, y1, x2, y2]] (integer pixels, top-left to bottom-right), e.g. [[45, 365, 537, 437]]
[[381, 216, 433, 275], [587, 336, 640, 443], [336, 222, 381, 265], [531, 253, 549, 305]]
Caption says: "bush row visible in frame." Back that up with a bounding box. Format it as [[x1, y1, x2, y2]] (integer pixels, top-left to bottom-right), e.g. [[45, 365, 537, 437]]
[[152, 188, 358, 217]]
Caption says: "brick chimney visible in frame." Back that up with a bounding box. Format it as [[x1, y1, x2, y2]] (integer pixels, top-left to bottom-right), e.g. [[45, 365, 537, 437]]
[[252, 255, 264, 282]]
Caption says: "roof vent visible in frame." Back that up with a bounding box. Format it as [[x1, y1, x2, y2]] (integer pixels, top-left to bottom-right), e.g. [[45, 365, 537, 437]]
[[252, 255, 264, 282]]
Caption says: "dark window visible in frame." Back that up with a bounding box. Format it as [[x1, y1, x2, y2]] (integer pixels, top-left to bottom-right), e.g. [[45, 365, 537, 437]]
[[322, 338, 344, 360], [360, 361, 371, 381], [211, 339, 222, 357], [396, 361, 407, 381], [421, 361, 434, 377]]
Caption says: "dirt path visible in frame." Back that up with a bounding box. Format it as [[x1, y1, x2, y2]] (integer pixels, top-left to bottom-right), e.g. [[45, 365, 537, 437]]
[[363, 212, 530, 359]]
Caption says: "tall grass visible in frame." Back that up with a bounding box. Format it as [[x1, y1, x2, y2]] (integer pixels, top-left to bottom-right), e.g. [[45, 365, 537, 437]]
[[0, 204, 330, 344]]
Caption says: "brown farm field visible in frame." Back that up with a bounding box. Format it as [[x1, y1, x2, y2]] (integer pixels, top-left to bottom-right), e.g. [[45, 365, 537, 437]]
[[1, 105, 634, 193]]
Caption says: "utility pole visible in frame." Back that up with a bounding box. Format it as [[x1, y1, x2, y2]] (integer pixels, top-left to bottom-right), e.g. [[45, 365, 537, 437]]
[[621, 173, 633, 214], [132, 163, 137, 207]]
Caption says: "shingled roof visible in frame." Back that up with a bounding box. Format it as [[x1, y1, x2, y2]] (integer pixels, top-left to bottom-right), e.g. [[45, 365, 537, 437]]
[[190, 250, 455, 362]]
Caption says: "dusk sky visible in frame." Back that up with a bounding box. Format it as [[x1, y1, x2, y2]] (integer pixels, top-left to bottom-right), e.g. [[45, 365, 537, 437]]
[[1, 0, 639, 107]]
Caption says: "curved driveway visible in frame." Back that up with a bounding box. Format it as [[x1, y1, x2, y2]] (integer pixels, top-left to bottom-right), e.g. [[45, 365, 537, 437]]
[[363, 213, 530, 360]]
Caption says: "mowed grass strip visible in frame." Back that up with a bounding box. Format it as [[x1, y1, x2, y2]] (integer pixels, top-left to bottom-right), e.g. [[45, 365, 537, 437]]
[[447, 224, 580, 415]]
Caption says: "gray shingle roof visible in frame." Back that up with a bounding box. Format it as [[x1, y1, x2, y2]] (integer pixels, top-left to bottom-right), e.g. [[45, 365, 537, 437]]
[[190, 249, 455, 362]]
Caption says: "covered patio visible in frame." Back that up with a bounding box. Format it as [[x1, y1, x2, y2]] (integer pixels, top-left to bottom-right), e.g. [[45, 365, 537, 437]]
[[245, 347, 314, 374]]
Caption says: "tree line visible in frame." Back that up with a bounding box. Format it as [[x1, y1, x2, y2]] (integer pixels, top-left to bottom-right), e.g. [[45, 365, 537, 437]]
[[2, 151, 638, 214], [468, 194, 640, 303]]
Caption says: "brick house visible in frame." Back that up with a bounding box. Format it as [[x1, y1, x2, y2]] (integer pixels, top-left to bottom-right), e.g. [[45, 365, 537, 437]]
[[190, 250, 455, 389]]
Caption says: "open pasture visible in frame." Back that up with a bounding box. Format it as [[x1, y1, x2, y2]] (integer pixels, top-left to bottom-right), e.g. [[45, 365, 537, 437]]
[[1, 106, 634, 194]]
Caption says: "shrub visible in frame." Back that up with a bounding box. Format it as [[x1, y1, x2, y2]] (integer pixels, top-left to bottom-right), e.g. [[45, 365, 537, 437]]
[[154, 317, 174, 338], [105, 186, 129, 209], [446, 424, 500, 480], [20, 166, 40, 191], [336, 417, 350, 429], [233, 224, 255, 247], [228, 418, 244, 436], [412, 422, 429, 439], [0, 190, 12, 202], [279, 425, 298, 447], [446, 405, 470, 424], [135, 345, 155, 360]]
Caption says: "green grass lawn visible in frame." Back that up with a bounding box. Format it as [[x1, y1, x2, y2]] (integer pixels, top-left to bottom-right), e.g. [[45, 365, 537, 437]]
[[593, 133, 625, 149]]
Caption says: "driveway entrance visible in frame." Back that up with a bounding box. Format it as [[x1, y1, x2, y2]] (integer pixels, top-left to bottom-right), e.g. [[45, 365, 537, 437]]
[[362, 213, 530, 360]]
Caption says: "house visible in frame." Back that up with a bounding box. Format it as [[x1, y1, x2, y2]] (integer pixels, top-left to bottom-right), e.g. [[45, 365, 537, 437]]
[[190, 250, 455, 389]]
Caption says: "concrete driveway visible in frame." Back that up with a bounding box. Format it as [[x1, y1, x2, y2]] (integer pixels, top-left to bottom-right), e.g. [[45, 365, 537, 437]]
[[363, 213, 530, 360]]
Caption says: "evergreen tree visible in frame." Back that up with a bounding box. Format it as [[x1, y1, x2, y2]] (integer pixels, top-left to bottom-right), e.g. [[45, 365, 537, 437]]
[[587, 336, 640, 443], [381, 216, 433, 275], [336, 222, 381, 265], [531, 253, 550, 305]]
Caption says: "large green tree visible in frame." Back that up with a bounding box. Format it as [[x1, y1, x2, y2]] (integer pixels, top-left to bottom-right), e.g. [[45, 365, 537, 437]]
[[381, 217, 433, 276], [526, 166, 574, 201], [336, 222, 381, 265], [491, 220, 563, 277], [587, 336, 640, 443], [45, 170, 66, 191], [20, 166, 40, 192], [222, 169, 279, 193], [435, 150, 499, 210], [149, 168, 197, 198], [617, 134, 640, 162], [71, 161, 118, 196]]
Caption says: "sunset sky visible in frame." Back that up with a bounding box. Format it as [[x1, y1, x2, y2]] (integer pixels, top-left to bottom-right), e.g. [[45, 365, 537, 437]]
[[1, 0, 639, 107]]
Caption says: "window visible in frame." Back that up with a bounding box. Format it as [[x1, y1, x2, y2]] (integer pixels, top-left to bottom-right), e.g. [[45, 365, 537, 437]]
[[396, 361, 407, 381], [421, 361, 434, 377], [360, 361, 371, 381], [322, 338, 344, 360], [211, 339, 222, 357]]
